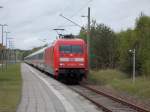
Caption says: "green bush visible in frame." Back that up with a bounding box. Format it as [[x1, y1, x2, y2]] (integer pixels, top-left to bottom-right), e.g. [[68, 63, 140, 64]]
[[89, 69, 126, 85], [88, 69, 150, 99]]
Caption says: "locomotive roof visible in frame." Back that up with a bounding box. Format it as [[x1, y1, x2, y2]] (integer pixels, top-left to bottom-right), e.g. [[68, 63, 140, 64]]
[[55, 38, 85, 44], [57, 38, 84, 41], [25, 38, 85, 59]]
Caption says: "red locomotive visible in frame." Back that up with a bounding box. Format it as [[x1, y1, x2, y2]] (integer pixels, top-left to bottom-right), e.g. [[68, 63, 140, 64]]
[[25, 35, 88, 82]]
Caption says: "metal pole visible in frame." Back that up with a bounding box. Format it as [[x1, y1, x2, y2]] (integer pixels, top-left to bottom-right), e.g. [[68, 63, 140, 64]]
[[1, 25, 4, 71], [9, 41, 11, 64], [7, 37, 13, 64], [14, 50, 17, 64], [133, 49, 136, 83], [5, 32, 8, 49], [2, 26, 3, 45], [5, 32, 7, 69], [5, 32, 8, 68], [0, 24, 8, 71], [87, 7, 91, 70], [5, 32, 10, 68], [0, 7, 3, 70]]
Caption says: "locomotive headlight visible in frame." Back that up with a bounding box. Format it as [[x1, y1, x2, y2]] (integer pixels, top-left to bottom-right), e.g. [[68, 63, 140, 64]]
[[60, 58, 69, 62], [75, 58, 84, 62], [60, 58, 84, 62], [60, 63, 65, 66], [79, 63, 84, 66]]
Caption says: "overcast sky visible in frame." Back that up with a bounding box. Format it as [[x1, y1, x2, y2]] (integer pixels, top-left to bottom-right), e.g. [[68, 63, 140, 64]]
[[0, 0, 150, 50]]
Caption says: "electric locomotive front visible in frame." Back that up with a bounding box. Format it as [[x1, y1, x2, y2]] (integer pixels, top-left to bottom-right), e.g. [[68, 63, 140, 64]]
[[55, 39, 88, 81]]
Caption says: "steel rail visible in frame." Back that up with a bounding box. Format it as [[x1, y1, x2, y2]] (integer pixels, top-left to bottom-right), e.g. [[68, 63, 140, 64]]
[[81, 84, 150, 112], [70, 86, 112, 112]]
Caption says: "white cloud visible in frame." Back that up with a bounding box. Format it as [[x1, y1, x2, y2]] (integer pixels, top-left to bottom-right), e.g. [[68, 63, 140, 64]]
[[0, 0, 149, 49]]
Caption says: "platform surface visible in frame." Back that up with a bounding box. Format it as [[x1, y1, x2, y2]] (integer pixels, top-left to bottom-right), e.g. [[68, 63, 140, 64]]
[[17, 63, 102, 112]]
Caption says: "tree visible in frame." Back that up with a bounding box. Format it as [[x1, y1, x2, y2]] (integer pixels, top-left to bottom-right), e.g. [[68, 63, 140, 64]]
[[80, 20, 118, 69], [135, 15, 150, 76], [117, 14, 150, 76]]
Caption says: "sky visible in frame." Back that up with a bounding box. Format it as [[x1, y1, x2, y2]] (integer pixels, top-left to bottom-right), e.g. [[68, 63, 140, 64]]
[[0, 0, 150, 50]]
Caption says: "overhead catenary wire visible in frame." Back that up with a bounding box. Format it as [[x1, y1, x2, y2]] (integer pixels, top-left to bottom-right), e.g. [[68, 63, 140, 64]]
[[58, 24, 77, 28], [56, 0, 93, 29], [60, 14, 82, 28], [70, 0, 93, 18]]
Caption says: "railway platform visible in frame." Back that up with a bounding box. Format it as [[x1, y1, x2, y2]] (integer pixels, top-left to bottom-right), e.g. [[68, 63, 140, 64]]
[[17, 63, 102, 112]]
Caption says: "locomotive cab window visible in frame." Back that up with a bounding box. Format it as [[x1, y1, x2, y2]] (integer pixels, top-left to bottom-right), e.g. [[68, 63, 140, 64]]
[[72, 45, 83, 53], [60, 45, 71, 53], [59, 45, 83, 54]]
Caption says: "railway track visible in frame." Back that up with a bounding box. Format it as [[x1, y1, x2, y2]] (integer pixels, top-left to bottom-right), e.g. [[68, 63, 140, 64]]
[[69, 84, 150, 112], [29, 65, 149, 112]]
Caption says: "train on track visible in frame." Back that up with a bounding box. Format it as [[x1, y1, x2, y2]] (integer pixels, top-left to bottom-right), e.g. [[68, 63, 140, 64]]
[[24, 35, 88, 83]]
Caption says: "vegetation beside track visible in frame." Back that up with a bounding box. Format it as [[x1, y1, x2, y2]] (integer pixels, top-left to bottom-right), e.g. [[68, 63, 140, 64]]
[[88, 70, 150, 99], [0, 64, 21, 112]]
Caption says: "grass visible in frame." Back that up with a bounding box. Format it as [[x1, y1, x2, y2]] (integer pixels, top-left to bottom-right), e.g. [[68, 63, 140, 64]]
[[0, 64, 21, 112], [88, 69, 150, 99], [88, 69, 126, 85]]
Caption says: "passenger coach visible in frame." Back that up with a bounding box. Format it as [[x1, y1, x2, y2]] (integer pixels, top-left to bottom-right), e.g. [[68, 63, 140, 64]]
[[25, 35, 88, 82]]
